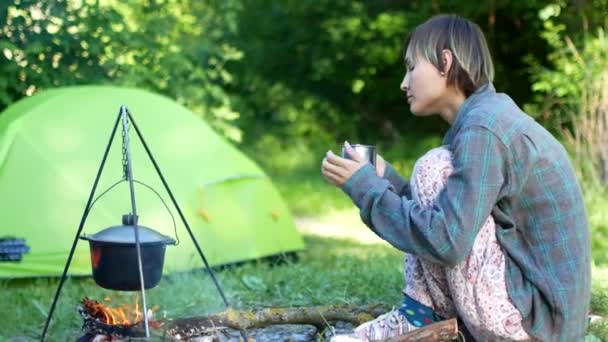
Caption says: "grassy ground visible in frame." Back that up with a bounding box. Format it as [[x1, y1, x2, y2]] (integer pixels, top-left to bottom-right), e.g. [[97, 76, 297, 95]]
[[2, 138, 608, 340], [0, 235, 404, 341], [3, 230, 608, 341]]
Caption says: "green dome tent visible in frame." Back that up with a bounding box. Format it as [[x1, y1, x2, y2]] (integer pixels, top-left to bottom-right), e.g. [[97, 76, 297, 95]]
[[0, 86, 304, 278]]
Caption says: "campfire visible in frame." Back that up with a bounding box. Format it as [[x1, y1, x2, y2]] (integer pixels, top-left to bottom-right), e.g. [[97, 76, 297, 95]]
[[40, 106, 234, 341], [76, 303, 461, 342], [78, 296, 161, 340]]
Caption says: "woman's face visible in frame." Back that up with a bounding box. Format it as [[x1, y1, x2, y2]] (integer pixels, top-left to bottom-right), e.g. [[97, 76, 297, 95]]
[[400, 54, 448, 116]]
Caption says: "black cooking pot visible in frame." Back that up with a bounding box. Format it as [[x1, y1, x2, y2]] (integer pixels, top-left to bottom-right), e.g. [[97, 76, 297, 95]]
[[80, 214, 176, 291]]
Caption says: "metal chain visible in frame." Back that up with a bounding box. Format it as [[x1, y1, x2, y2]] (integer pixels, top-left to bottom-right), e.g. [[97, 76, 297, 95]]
[[121, 116, 129, 181]]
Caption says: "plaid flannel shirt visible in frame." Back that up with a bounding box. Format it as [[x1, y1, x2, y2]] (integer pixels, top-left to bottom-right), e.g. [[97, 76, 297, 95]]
[[342, 84, 591, 341]]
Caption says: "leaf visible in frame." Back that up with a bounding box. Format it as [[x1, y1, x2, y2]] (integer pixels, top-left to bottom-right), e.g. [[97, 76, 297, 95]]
[[538, 4, 561, 21], [241, 275, 267, 291], [31, 299, 48, 318]]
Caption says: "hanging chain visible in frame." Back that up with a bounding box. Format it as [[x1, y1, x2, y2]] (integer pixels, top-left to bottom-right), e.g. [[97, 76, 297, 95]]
[[121, 115, 129, 181]]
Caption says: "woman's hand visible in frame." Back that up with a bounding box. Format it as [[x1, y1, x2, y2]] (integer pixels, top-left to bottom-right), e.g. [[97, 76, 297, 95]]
[[321, 142, 367, 187]]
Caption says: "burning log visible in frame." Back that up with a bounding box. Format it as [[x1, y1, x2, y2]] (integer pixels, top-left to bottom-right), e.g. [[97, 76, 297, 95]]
[[78, 297, 162, 339]]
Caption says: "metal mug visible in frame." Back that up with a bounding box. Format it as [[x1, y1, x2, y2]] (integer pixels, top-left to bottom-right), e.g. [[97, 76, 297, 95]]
[[341, 144, 376, 166]]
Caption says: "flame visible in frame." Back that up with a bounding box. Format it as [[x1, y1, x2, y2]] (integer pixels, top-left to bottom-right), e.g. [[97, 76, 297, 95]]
[[134, 293, 141, 323], [82, 295, 158, 326]]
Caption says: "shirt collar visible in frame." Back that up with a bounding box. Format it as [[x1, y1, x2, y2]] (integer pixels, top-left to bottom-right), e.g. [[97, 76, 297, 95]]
[[442, 83, 495, 145]]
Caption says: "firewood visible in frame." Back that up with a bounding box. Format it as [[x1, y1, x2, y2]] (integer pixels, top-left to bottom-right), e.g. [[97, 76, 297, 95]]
[[377, 318, 459, 341], [82, 304, 461, 341], [164, 304, 391, 338]]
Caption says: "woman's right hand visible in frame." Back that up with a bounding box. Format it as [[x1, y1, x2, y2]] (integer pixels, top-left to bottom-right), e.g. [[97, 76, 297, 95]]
[[376, 154, 386, 177]]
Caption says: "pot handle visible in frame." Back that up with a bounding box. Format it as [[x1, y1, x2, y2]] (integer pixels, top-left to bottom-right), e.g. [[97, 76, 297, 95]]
[[83, 179, 180, 246], [79, 234, 91, 241]]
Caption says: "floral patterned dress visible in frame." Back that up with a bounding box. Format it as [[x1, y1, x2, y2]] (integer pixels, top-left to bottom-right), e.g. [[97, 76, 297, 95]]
[[403, 146, 532, 341]]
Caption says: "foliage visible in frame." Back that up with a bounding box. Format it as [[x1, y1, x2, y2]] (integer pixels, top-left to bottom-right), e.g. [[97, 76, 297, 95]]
[[2, 0, 605, 149], [526, 3, 608, 185], [226, 0, 554, 150], [0, 0, 243, 141], [522, 3, 608, 266], [2, 0, 607, 149]]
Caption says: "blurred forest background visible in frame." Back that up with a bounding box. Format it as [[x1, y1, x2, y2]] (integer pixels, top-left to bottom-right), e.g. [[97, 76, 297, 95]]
[[3, 1, 608, 340], [1, 0, 608, 261]]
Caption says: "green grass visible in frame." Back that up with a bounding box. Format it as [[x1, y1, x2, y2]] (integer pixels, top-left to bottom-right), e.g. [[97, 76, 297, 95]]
[[589, 265, 608, 340], [271, 166, 354, 217], [0, 235, 404, 341], [3, 234, 608, 341], [3, 135, 608, 340], [585, 186, 608, 265]]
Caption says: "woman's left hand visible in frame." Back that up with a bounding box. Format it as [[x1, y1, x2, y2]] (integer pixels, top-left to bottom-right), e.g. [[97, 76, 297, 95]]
[[321, 142, 367, 187]]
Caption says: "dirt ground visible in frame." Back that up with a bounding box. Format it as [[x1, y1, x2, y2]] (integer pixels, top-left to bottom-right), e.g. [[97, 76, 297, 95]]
[[294, 209, 389, 246]]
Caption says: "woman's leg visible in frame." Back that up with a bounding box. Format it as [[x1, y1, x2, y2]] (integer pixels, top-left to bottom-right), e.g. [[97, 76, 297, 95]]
[[349, 254, 459, 341], [403, 253, 458, 319], [344, 146, 531, 341], [414, 146, 531, 341], [349, 148, 459, 341], [402, 147, 460, 319], [446, 215, 531, 341]]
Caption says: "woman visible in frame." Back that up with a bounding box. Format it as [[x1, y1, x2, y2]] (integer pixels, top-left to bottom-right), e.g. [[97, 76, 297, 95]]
[[321, 14, 591, 341]]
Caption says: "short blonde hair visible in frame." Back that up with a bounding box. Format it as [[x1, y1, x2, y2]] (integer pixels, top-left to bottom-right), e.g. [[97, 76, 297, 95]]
[[405, 15, 494, 96]]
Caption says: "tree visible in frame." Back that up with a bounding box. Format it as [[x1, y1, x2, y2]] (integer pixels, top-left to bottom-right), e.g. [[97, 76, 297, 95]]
[[0, 0, 243, 141]]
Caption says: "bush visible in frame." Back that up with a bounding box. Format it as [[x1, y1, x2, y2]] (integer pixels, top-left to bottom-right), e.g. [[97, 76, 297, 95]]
[[526, 4, 608, 186], [0, 0, 243, 141]]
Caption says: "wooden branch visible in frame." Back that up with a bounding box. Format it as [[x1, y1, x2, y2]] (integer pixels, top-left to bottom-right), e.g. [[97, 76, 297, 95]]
[[164, 304, 391, 338], [89, 305, 459, 341], [378, 318, 459, 342]]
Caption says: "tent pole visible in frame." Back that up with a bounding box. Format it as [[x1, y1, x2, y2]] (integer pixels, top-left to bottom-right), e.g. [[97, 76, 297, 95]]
[[126, 111, 230, 308], [41, 109, 123, 342]]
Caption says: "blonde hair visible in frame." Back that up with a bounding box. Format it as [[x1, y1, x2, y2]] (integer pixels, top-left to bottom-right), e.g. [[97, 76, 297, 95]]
[[405, 14, 494, 96]]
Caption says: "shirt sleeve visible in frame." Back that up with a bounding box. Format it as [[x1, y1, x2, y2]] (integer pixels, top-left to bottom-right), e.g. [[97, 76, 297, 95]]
[[383, 163, 412, 199], [341, 126, 507, 266]]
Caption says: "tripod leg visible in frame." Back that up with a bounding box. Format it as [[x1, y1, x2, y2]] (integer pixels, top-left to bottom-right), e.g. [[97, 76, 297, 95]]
[[41, 111, 122, 341], [120, 106, 150, 337], [127, 112, 230, 308]]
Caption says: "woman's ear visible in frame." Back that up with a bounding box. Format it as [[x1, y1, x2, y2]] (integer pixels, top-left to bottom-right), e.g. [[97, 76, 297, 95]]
[[441, 49, 453, 76]]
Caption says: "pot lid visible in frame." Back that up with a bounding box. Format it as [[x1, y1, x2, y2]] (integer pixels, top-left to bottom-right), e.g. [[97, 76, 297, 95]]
[[82, 224, 175, 245]]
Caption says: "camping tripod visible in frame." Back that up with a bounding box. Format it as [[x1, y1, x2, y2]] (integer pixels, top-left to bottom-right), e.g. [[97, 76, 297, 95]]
[[41, 106, 229, 341]]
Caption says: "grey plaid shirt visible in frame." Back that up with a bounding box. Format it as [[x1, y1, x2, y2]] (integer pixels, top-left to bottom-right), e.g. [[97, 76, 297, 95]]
[[342, 84, 591, 341]]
